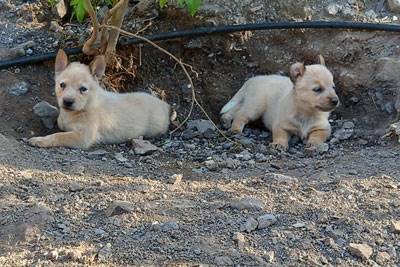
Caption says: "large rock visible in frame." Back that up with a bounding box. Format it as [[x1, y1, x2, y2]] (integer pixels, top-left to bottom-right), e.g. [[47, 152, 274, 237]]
[[33, 101, 59, 129]]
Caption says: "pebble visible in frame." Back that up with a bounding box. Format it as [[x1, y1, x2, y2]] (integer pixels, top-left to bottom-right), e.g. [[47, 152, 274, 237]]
[[131, 138, 159, 155], [105, 201, 135, 217], [257, 214, 277, 229], [326, 3, 340, 15], [114, 153, 128, 162], [348, 243, 373, 260], [240, 217, 258, 233], [388, 0, 400, 13], [8, 81, 28, 96], [214, 256, 234, 266], [69, 182, 83, 192], [232, 232, 246, 250], [230, 197, 264, 211], [168, 174, 183, 185], [390, 220, 400, 233], [265, 251, 275, 263], [375, 251, 390, 265], [50, 20, 63, 32], [161, 221, 179, 232]]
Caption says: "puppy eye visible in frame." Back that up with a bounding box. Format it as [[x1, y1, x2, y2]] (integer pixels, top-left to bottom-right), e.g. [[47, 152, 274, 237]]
[[60, 82, 66, 89], [79, 86, 88, 93], [313, 87, 323, 93]]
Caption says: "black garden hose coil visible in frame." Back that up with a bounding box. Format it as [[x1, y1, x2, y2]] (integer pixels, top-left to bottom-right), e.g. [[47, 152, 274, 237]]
[[1, 21, 400, 70]]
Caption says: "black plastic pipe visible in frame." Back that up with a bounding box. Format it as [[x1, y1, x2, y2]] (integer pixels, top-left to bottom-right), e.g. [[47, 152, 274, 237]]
[[1, 21, 400, 70]]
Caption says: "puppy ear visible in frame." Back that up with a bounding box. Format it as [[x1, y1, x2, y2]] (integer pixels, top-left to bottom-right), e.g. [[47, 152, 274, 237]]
[[289, 62, 305, 82], [90, 55, 106, 79], [55, 49, 68, 74], [318, 55, 326, 66]]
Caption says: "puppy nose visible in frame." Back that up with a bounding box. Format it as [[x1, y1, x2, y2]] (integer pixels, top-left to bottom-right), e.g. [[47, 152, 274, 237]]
[[63, 98, 74, 107], [331, 97, 339, 106]]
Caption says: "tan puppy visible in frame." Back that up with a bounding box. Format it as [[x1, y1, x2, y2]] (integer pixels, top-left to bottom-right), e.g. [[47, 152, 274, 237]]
[[28, 50, 171, 149], [220, 57, 339, 151]]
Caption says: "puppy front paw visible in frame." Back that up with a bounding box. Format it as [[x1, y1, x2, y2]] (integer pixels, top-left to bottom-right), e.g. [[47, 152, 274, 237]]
[[28, 137, 52, 148], [269, 142, 288, 152]]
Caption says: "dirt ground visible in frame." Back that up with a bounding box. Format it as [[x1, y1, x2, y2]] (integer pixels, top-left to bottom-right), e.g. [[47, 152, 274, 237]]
[[1, 0, 400, 266]]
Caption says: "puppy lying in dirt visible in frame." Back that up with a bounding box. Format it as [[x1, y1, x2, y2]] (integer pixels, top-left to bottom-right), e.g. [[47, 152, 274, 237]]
[[29, 50, 171, 149], [220, 56, 339, 151]]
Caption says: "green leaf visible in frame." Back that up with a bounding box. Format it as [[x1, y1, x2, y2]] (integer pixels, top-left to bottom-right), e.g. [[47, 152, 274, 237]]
[[71, 0, 87, 23], [159, 0, 168, 8], [177, 0, 185, 8], [185, 0, 202, 16]]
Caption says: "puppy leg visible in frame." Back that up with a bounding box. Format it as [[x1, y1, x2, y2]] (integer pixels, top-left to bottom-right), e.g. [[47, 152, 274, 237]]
[[28, 131, 94, 149], [229, 113, 249, 134], [270, 128, 290, 151], [306, 129, 330, 147]]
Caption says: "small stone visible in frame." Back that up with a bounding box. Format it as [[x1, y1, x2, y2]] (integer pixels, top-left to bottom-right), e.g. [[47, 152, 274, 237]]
[[161, 221, 179, 232], [204, 160, 218, 171], [214, 256, 233, 266], [240, 217, 258, 233], [105, 201, 135, 216], [114, 153, 128, 162], [292, 222, 306, 228], [264, 173, 298, 184], [343, 121, 355, 129], [333, 127, 354, 140], [232, 232, 246, 250], [365, 9, 378, 19], [50, 20, 63, 32], [55, 0, 67, 18], [94, 228, 108, 236], [388, 0, 400, 13], [324, 237, 336, 247], [375, 251, 390, 265], [66, 248, 83, 261], [187, 120, 216, 135], [69, 182, 83, 192], [390, 220, 400, 233], [230, 197, 264, 211], [131, 138, 159, 155], [326, 3, 340, 15], [348, 243, 373, 260], [257, 214, 277, 229], [47, 249, 59, 260], [87, 149, 108, 159], [33, 101, 59, 129], [168, 174, 183, 185], [265, 251, 275, 263], [8, 81, 28, 96], [97, 243, 112, 262]]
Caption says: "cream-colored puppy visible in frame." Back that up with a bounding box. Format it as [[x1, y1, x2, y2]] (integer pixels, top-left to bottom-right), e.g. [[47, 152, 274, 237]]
[[220, 57, 339, 151], [29, 50, 170, 149]]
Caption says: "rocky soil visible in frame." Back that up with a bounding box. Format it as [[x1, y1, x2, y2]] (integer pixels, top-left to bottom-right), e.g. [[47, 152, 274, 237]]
[[1, 0, 400, 266]]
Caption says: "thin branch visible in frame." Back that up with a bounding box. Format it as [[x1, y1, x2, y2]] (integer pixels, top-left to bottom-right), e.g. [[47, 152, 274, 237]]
[[100, 25, 238, 144], [82, 0, 100, 56]]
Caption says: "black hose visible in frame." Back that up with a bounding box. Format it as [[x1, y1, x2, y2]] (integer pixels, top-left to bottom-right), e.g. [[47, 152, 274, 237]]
[[1, 21, 400, 70]]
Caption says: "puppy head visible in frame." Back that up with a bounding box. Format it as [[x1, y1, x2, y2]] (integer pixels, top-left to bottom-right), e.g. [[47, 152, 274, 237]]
[[54, 49, 106, 112], [290, 61, 339, 113]]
